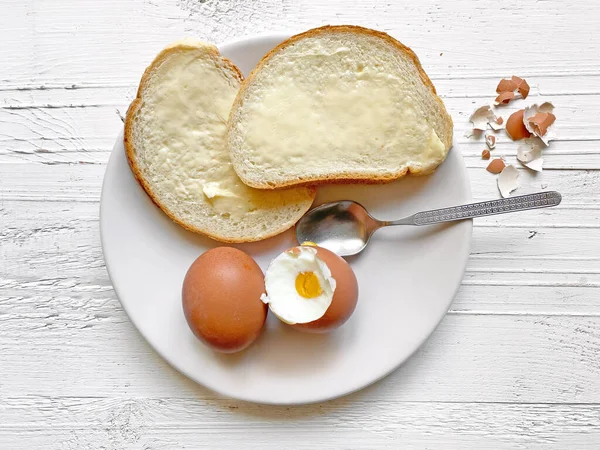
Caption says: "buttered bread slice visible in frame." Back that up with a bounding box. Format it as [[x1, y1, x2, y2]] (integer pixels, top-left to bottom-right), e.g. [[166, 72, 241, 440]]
[[227, 26, 454, 189], [125, 40, 315, 242]]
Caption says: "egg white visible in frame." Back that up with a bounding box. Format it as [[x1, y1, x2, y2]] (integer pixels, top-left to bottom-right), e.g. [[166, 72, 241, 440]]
[[261, 246, 336, 324]]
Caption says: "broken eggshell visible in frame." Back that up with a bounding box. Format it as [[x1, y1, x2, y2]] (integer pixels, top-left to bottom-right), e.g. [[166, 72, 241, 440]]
[[486, 158, 506, 174], [495, 91, 515, 105], [496, 78, 518, 94], [529, 112, 556, 137], [485, 134, 496, 150], [489, 116, 505, 131], [523, 102, 556, 145], [517, 137, 544, 172], [497, 165, 519, 198], [506, 109, 532, 141], [494, 76, 530, 104], [511, 76, 530, 99], [470, 105, 497, 131], [464, 129, 483, 139]]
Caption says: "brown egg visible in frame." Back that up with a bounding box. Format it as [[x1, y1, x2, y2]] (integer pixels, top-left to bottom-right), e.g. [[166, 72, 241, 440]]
[[182, 247, 267, 353], [292, 246, 359, 334], [505, 109, 532, 141]]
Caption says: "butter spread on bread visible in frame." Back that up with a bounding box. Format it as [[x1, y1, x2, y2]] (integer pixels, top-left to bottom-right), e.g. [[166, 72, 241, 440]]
[[227, 26, 454, 189], [125, 40, 315, 242]]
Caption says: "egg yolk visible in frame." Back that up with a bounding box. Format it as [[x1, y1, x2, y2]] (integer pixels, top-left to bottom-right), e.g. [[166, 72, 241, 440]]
[[295, 272, 322, 299]]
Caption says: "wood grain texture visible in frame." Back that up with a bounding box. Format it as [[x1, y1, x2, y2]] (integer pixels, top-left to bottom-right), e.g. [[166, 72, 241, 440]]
[[1, 0, 599, 448]]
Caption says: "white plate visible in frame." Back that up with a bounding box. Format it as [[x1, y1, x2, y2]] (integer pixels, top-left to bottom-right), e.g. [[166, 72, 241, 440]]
[[100, 34, 472, 405]]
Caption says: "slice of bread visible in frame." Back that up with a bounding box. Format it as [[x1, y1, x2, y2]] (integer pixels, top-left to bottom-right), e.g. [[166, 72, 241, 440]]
[[125, 40, 315, 243], [227, 26, 454, 189]]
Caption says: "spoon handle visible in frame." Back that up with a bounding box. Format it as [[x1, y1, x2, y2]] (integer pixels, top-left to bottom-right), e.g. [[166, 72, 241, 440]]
[[388, 191, 562, 226]]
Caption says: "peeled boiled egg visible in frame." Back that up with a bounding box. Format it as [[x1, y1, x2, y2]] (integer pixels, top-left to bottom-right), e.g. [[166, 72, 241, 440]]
[[182, 247, 267, 353], [261, 244, 358, 333]]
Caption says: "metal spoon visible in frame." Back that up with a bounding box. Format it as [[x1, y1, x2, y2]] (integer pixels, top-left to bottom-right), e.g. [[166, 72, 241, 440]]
[[296, 191, 562, 256]]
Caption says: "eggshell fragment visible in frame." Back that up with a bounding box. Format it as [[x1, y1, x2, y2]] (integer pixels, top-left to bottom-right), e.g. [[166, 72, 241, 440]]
[[489, 116, 505, 131], [512, 76, 530, 99], [506, 109, 532, 140], [470, 105, 496, 131], [497, 165, 519, 198], [495, 91, 515, 105], [482, 149, 491, 160], [523, 102, 556, 145], [495, 76, 530, 104], [464, 129, 483, 139], [486, 158, 506, 174], [528, 112, 556, 137], [517, 137, 544, 172], [485, 134, 496, 150], [496, 79, 518, 94]]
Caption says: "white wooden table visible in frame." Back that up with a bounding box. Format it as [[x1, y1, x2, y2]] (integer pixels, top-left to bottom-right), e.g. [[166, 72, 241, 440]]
[[2, 0, 599, 448]]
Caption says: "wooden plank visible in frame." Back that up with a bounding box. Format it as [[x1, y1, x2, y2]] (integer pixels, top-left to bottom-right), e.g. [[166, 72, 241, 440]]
[[1, 397, 599, 449], [1, 312, 600, 404], [1, 0, 600, 88]]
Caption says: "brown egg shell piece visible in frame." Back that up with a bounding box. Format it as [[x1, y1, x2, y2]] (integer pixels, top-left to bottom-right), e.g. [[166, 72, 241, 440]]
[[528, 112, 556, 137], [512, 75, 530, 99], [496, 76, 530, 100], [486, 158, 506, 174], [496, 78, 518, 94], [505, 109, 532, 141], [292, 247, 359, 334], [482, 149, 491, 160], [495, 91, 515, 105]]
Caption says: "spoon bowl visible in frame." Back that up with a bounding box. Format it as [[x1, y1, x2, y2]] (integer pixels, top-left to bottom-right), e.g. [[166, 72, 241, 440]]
[[296, 201, 380, 256]]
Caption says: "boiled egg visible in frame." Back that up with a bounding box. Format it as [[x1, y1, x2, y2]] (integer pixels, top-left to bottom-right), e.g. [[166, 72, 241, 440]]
[[182, 247, 267, 353], [261, 244, 358, 333]]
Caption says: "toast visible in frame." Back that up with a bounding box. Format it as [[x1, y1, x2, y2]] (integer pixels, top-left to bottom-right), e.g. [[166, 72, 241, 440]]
[[227, 26, 454, 189], [125, 40, 315, 242]]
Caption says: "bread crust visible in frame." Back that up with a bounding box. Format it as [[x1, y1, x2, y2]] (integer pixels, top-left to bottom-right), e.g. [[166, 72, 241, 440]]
[[227, 25, 454, 189], [124, 42, 314, 243]]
